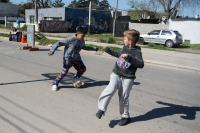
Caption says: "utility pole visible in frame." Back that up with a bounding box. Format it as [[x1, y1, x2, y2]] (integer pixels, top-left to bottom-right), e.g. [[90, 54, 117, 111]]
[[35, 0, 38, 24], [113, 0, 118, 37], [89, 0, 92, 34]]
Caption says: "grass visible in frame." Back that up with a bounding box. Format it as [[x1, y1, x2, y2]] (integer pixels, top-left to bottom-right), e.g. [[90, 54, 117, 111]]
[[143, 43, 184, 52], [0, 33, 10, 37], [0, 23, 27, 31], [35, 38, 59, 46], [181, 42, 200, 50]]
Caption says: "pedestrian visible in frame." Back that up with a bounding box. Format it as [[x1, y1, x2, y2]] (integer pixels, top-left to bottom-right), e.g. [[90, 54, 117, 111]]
[[48, 27, 98, 91], [96, 29, 144, 126], [16, 17, 20, 28]]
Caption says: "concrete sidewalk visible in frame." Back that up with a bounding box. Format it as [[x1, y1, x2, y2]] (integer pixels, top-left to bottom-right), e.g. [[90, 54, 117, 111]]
[[0, 32, 200, 72]]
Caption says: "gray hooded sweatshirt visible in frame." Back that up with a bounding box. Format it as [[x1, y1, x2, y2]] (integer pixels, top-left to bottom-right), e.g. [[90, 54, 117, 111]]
[[104, 46, 144, 79], [49, 34, 97, 62]]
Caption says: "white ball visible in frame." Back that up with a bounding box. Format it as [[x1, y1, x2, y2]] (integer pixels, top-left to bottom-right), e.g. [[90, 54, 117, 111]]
[[72, 78, 82, 88]]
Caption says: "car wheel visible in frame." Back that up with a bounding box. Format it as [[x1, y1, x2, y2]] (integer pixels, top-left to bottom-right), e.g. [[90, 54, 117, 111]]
[[138, 38, 144, 44], [165, 40, 174, 48]]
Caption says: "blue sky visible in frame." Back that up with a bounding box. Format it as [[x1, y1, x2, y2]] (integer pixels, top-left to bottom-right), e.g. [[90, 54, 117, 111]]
[[12, 0, 200, 17]]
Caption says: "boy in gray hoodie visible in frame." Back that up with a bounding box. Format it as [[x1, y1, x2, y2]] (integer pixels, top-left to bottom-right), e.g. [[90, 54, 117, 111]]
[[48, 27, 98, 91], [96, 29, 144, 126]]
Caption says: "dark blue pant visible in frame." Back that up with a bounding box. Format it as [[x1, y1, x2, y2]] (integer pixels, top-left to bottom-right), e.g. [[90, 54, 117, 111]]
[[52, 61, 86, 86]]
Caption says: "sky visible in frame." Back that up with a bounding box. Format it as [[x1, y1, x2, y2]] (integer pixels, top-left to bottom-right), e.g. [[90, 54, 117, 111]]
[[11, 0, 200, 17]]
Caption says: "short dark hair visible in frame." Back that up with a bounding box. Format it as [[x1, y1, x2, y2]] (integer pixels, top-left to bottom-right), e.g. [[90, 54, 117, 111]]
[[17, 17, 18, 19], [77, 27, 87, 34]]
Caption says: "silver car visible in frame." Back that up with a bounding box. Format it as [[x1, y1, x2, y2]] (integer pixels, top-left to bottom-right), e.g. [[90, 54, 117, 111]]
[[138, 29, 183, 48]]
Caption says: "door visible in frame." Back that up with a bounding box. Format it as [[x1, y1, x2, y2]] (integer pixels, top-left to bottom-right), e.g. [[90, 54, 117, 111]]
[[145, 30, 161, 43], [30, 16, 35, 24], [160, 30, 173, 44]]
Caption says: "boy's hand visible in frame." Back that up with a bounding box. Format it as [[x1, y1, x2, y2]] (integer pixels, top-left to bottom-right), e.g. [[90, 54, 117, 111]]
[[103, 46, 107, 50], [121, 54, 128, 58], [48, 53, 52, 56]]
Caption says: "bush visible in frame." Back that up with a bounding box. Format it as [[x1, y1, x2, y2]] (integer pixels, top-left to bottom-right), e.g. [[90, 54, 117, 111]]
[[19, 24, 27, 31], [107, 37, 116, 44], [148, 43, 156, 47], [98, 38, 107, 43]]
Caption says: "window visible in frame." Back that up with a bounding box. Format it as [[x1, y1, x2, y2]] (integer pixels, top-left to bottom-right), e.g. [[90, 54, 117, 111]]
[[150, 30, 161, 35], [30, 16, 35, 24], [174, 31, 182, 36], [161, 31, 172, 35]]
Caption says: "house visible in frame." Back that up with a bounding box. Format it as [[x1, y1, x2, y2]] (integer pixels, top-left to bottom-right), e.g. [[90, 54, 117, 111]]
[[169, 16, 200, 44], [0, 2, 18, 17], [25, 7, 112, 32]]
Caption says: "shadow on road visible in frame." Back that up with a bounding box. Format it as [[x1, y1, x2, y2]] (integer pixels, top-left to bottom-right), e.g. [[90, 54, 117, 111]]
[[109, 101, 200, 128], [42, 73, 109, 90]]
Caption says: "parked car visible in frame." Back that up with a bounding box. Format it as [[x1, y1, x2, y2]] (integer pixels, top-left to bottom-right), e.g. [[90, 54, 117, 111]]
[[138, 29, 183, 48]]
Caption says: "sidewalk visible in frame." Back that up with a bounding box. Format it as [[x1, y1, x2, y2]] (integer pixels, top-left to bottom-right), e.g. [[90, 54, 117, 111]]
[[0, 31, 200, 72]]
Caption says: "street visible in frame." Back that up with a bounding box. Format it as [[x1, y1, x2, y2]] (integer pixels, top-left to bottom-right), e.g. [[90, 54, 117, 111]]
[[0, 39, 200, 133]]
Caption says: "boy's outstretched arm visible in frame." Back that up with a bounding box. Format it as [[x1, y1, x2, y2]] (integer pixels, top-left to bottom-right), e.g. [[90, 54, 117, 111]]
[[104, 46, 121, 58], [82, 46, 98, 52], [48, 38, 71, 55], [122, 52, 144, 68]]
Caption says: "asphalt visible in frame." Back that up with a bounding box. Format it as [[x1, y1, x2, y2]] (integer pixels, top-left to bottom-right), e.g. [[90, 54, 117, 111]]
[[0, 31, 200, 72]]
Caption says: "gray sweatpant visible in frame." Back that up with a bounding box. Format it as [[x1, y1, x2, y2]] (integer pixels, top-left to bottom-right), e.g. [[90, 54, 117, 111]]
[[98, 73, 134, 118]]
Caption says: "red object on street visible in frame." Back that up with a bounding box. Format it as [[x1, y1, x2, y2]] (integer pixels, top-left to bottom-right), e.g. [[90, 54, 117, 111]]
[[20, 32, 26, 43]]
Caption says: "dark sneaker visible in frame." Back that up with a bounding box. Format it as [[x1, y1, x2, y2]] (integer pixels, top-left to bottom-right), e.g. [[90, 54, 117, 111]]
[[96, 110, 105, 119], [117, 117, 131, 126]]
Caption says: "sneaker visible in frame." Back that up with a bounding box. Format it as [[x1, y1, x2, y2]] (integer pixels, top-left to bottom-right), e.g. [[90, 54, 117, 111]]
[[52, 85, 58, 91], [96, 110, 105, 119], [117, 117, 131, 126], [81, 81, 85, 85]]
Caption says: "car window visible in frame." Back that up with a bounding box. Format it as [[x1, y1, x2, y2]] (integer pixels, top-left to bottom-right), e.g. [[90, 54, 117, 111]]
[[174, 31, 182, 36], [161, 31, 172, 35], [150, 30, 161, 35]]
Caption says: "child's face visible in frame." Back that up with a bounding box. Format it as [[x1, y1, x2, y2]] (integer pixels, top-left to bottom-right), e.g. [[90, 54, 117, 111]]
[[77, 33, 86, 41], [124, 36, 132, 47]]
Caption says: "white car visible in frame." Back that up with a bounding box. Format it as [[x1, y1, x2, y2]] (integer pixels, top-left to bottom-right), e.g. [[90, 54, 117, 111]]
[[138, 29, 183, 48]]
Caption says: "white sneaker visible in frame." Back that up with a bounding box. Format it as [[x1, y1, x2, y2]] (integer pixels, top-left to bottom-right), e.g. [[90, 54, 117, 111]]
[[52, 85, 58, 91], [81, 81, 85, 85]]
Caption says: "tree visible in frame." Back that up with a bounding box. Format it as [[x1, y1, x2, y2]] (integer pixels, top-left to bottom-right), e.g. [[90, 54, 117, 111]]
[[0, 0, 9, 3], [99, 0, 110, 9], [127, 0, 159, 19], [68, 0, 77, 8], [52, 0, 65, 7], [27, 0, 53, 8], [76, 0, 87, 8], [18, 2, 34, 15], [151, 0, 200, 18]]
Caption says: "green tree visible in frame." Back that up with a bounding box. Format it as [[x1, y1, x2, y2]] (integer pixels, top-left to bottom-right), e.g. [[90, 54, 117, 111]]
[[27, 0, 53, 8], [18, 2, 34, 15], [68, 0, 77, 8], [127, 0, 160, 19], [53, 0, 65, 7], [99, 0, 110, 9], [76, 0, 87, 8], [0, 0, 9, 3]]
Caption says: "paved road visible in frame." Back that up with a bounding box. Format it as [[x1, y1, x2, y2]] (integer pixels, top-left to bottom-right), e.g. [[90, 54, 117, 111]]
[[0, 39, 200, 133]]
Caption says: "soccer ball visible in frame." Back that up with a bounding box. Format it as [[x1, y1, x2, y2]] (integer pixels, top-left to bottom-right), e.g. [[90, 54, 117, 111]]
[[72, 78, 84, 88]]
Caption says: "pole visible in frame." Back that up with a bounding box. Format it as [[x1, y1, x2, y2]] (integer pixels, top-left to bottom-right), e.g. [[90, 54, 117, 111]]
[[35, 0, 38, 24], [89, 0, 92, 34], [113, 0, 118, 37]]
